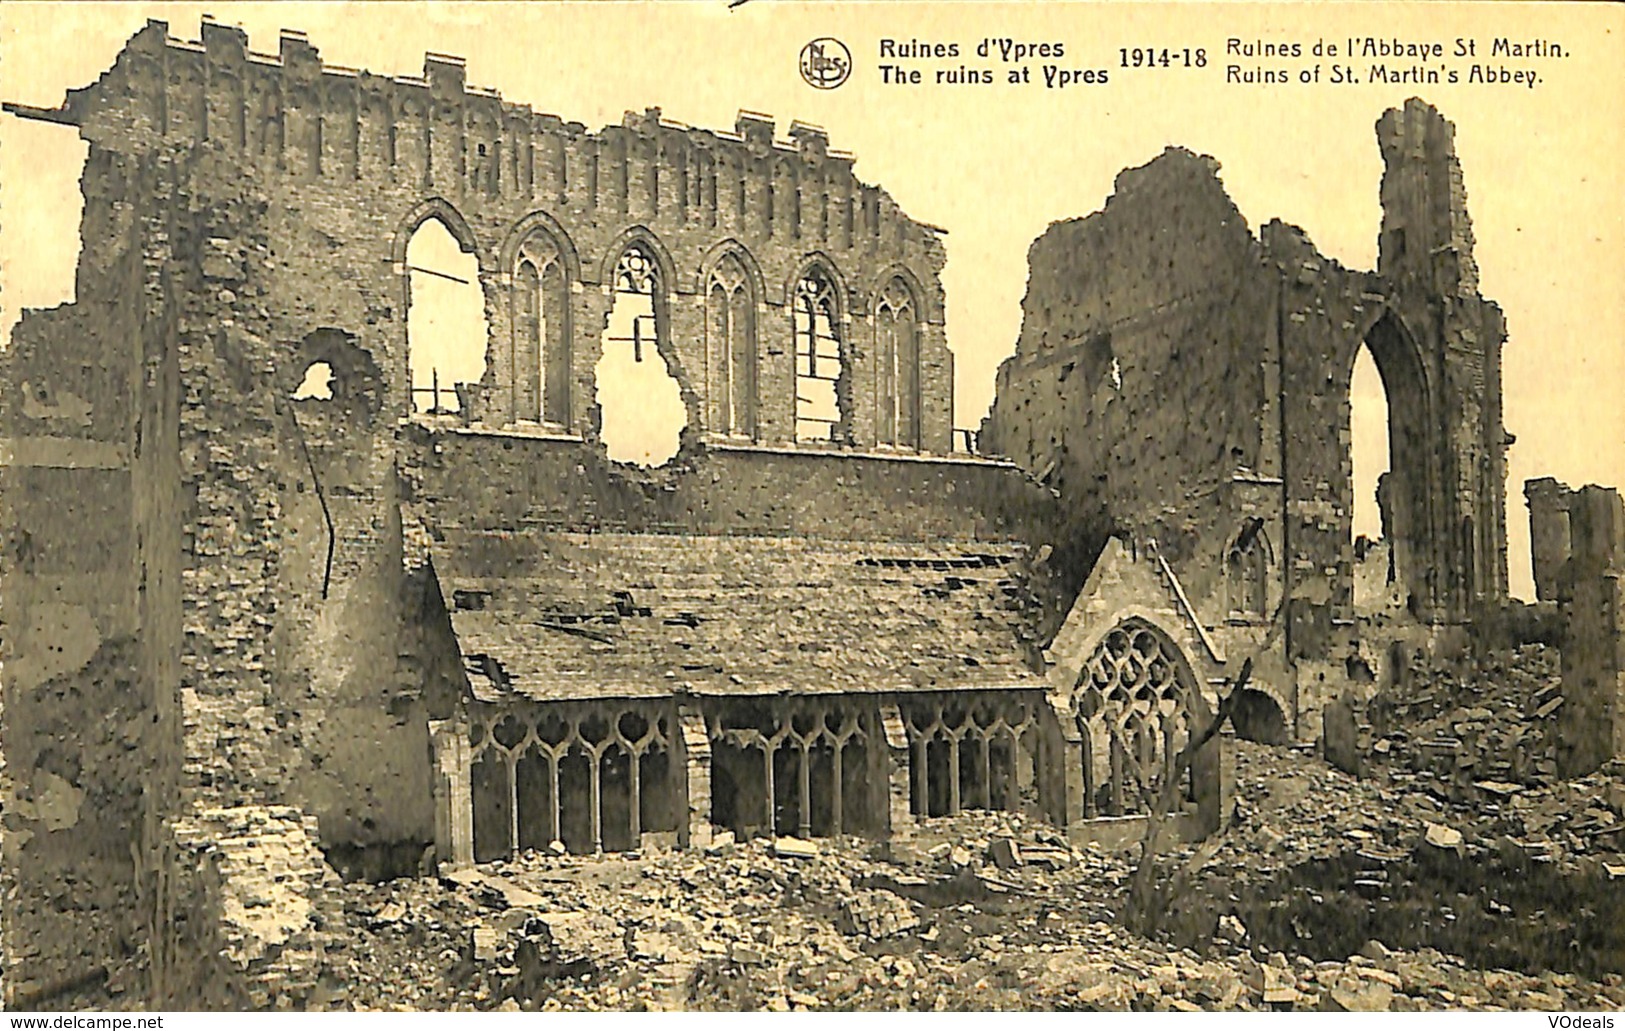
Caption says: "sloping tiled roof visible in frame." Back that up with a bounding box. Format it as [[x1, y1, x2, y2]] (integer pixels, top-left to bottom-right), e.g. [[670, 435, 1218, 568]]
[[428, 529, 1042, 703]]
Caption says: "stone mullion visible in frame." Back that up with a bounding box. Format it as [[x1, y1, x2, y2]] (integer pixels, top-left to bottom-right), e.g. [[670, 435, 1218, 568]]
[[1080, 721, 1098, 818], [546, 745, 562, 845], [761, 736, 776, 835], [796, 741, 812, 837], [587, 739, 608, 854], [1109, 721, 1126, 815], [979, 731, 993, 810], [909, 724, 928, 817], [830, 732, 844, 837], [1161, 717, 1178, 799], [505, 748, 520, 860], [628, 742, 642, 845]]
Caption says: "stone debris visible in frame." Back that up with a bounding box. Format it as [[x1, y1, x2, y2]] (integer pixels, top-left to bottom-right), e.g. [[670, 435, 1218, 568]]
[[988, 837, 1023, 869], [1421, 823, 1463, 852], [772, 837, 820, 861], [837, 889, 921, 939], [1365, 646, 1564, 792], [323, 772, 1625, 1011]]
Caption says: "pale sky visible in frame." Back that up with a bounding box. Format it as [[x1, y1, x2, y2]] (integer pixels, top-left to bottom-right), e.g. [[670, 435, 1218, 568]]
[[3, 1, 1622, 599]]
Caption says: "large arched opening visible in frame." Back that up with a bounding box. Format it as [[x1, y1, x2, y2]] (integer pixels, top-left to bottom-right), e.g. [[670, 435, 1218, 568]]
[[1348, 314, 1434, 616]]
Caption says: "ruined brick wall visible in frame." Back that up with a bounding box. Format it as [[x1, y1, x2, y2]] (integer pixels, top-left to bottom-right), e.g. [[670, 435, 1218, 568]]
[[141, 147, 434, 872], [1376, 100, 1511, 609], [977, 149, 1277, 612], [976, 148, 1288, 719], [980, 101, 1511, 740], [69, 20, 954, 453], [157, 807, 349, 1008], [406, 426, 1060, 543], [1525, 476, 1573, 603], [1556, 486, 1625, 777], [1, 146, 187, 1001], [1, 18, 1005, 1000], [1268, 104, 1508, 663], [6, 15, 968, 848]]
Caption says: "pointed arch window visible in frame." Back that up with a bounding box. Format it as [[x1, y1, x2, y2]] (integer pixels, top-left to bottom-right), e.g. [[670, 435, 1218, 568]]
[[1073, 618, 1199, 818], [1226, 518, 1271, 619], [793, 267, 844, 443], [513, 231, 571, 425], [706, 253, 757, 438], [875, 277, 921, 449], [604, 245, 664, 366]]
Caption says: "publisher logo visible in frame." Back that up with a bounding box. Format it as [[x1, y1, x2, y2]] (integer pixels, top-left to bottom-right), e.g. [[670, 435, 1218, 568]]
[[800, 38, 852, 89]]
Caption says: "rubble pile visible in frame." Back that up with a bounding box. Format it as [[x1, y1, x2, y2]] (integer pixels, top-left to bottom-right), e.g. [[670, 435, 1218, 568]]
[[1309, 648, 1625, 870], [1365, 645, 1563, 792], [1159, 731, 1625, 992], [246, 650, 1625, 1012], [333, 789, 1625, 1011], [1198, 739, 1625, 890]]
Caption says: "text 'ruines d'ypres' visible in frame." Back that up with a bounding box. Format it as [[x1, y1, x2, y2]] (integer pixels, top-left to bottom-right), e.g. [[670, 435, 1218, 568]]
[[878, 38, 1109, 88]]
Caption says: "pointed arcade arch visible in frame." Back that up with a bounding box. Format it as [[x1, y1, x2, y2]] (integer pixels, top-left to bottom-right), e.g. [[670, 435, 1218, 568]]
[[1349, 310, 1438, 615]]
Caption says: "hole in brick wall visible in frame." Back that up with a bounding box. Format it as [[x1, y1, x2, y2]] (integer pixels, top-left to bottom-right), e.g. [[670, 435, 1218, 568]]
[[407, 217, 486, 414], [597, 243, 686, 466], [292, 328, 384, 417], [452, 589, 490, 611], [291, 361, 334, 400]]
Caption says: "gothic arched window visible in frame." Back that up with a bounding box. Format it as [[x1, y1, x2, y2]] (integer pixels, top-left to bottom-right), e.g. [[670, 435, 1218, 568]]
[[875, 277, 921, 448], [706, 253, 757, 437], [793, 266, 843, 443], [1226, 519, 1271, 619], [513, 230, 570, 425]]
